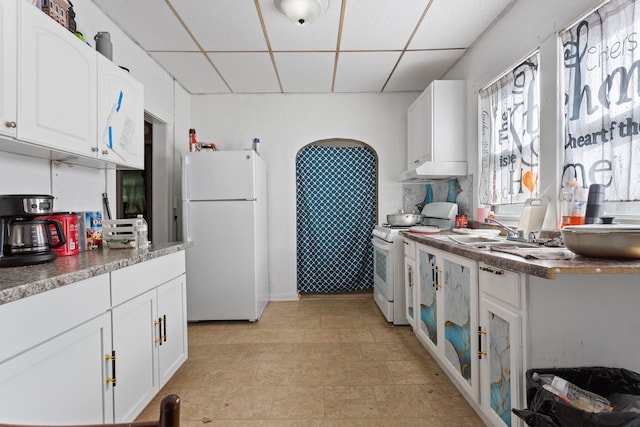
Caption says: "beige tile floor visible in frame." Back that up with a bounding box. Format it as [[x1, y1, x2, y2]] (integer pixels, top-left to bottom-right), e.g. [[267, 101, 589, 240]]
[[137, 294, 486, 426]]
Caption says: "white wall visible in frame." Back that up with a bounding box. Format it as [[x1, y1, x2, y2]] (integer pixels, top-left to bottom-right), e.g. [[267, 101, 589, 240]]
[[446, 0, 603, 228], [189, 93, 417, 300]]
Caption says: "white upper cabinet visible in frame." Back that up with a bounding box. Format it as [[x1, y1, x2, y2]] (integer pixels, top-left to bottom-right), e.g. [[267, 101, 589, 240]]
[[403, 80, 467, 179], [97, 54, 144, 169], [0, 0, 17, 139], [18, 0, 97, 157], [0, 1, 144, 169]]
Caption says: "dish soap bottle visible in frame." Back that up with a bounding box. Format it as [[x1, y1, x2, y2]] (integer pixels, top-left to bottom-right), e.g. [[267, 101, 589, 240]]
[[136, 214, 148, 249]]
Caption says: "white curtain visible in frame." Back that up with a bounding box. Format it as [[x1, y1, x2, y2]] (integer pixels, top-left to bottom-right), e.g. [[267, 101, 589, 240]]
[[561, 0, 640, 201], [479, 53, 541, 205]]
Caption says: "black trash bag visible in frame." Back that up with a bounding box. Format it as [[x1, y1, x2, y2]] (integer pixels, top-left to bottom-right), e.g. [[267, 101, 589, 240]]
[[512, 367, 640, 427]]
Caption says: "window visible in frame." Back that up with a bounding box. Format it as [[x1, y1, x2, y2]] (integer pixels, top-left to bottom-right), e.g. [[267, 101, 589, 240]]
[[479, 52, 541, 213], [561, 0, 640, 220]]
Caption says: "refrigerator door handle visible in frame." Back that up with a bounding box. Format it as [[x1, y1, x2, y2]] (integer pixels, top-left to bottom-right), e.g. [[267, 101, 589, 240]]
[[182, 202, 192, 243]]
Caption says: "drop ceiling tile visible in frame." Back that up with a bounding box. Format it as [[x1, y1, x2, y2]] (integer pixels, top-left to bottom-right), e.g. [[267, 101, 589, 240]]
[[340, 0, 430, 50], [273, 52, 335, 93], [384, 49, 465, 92], [410, 0, 515, 49], [259, 0, 341, 51], [208, 52, 281, 93], [92, 0, 197, 51], [150, 52, 230, 94], [333, 52, 401, 93], [170, 0, 267, 51]]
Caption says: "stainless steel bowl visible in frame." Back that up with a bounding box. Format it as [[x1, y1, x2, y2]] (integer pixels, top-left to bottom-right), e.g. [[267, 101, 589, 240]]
[[386, 212, 424, 226], [561, 225, 640, 259]]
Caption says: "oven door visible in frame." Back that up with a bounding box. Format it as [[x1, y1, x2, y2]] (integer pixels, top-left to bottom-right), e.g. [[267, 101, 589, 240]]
[[372, 237, 394, 302]]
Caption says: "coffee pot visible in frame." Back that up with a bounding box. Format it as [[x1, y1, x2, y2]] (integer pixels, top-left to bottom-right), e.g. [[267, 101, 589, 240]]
[[0, 195, 66, 267]]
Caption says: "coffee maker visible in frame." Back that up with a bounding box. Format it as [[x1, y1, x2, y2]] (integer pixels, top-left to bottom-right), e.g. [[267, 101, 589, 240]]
[[0, 195, 66, 267]]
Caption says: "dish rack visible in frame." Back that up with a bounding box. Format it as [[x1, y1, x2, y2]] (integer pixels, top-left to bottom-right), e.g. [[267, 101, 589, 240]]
[[103, 219, 137, 249]]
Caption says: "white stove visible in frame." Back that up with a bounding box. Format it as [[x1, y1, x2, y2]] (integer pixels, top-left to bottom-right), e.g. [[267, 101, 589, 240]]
[[371, 202, 457, 325]]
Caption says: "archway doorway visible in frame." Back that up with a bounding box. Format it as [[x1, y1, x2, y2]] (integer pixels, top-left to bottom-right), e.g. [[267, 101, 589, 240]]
[[296, 139, 377, 294]]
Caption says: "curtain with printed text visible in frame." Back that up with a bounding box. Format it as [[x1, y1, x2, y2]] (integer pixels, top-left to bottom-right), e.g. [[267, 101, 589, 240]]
[[561, 0, 640, 201], [479, 53, 541, 205]]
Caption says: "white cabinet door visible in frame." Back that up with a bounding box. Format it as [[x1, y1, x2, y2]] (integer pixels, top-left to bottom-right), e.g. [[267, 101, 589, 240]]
[[406, 94, 421, 169], [17, 1, 96, 157], [111, 289, 158, 422], [416, 244, 440, 354], [403, 239, 416, 328], [0, 0, 17, 138], [406, 80, 466, 166], [413, 244, 478, 401], [479, 297, 523, 427], [0, 313, 113, 424], [441, 253, 478, 400], [420, 84, 433, 162], [97, 54, 144, 169], [479, 263, 524, 427], [157, 274, 188, 386], [404, 257, 416, 328]]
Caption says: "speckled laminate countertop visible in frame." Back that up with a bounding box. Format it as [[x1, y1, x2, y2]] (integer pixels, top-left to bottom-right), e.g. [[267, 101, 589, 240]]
[[0, 242, 188, 306], [401, 231, 640, 279]]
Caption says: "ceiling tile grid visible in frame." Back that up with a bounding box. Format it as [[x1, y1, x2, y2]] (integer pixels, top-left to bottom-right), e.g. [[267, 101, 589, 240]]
[[93, 0, 516, 94]]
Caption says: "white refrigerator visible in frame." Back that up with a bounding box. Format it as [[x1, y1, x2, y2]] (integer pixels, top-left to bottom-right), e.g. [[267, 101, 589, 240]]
[[182, 151, 268, 321]]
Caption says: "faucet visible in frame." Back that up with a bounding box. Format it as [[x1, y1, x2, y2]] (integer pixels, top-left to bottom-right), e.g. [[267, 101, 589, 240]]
[[484, 217, 518, 239]]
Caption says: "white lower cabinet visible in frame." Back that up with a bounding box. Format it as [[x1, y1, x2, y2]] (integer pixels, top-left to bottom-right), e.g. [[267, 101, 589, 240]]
[[0, 251, 187, 425], [414, 244, 478, 400], [111, 275, 187, 421], [0, 275, 113, 424], [110, 252, 188, 422], [0, 312, 113, 424], [111, 288, 158, 421], [478, 263, 524, 427], [157, 276, 188, 385]]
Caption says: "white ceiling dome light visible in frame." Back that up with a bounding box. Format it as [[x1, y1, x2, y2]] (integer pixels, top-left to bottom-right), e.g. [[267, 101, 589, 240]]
[[274, 0, 329, 26]]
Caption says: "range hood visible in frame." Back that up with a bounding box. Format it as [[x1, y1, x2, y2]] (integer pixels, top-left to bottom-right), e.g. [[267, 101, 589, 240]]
[[400, 160, 467, 181]]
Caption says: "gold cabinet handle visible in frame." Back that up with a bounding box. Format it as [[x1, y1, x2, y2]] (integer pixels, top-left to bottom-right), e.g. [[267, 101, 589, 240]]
[[105, 351, 117, 386], [478, 328, 487, 359], [5, 121, 16, 128]]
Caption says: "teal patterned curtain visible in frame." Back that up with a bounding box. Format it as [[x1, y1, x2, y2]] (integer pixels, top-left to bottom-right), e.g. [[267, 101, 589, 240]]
[[296, 145, 376, 293]]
